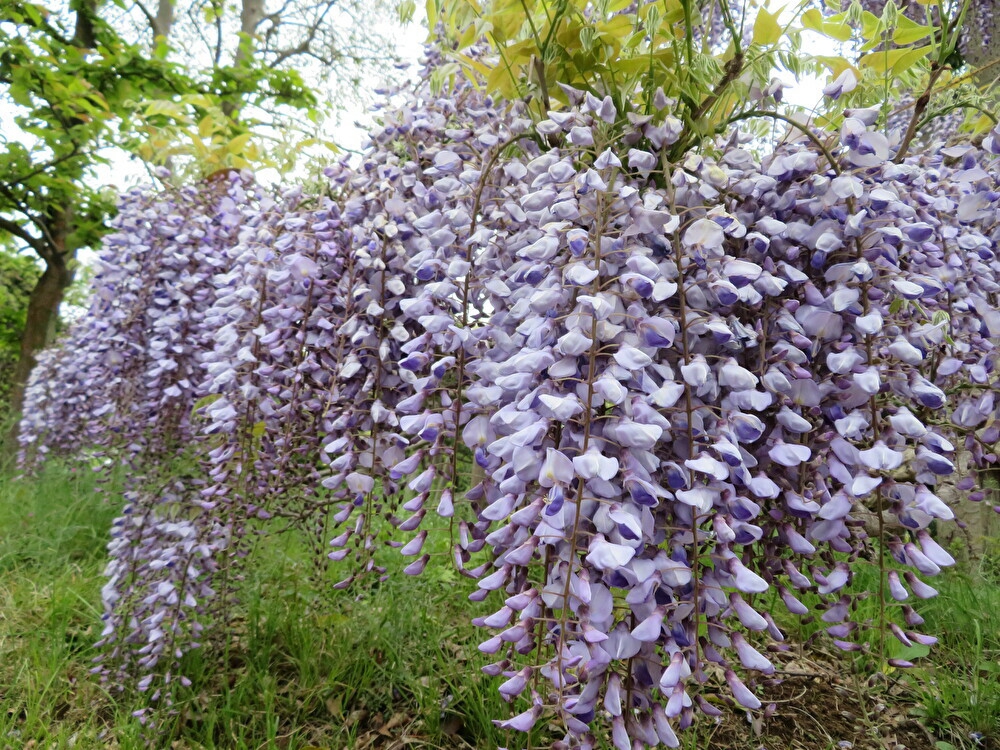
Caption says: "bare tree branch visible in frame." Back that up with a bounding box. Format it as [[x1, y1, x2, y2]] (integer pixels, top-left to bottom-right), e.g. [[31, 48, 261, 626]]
[[132, 0, 160, 40], [0, 216, 51, 259]]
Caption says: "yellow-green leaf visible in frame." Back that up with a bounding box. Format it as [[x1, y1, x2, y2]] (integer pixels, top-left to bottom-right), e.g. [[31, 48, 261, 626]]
[[752, 7, 782, 46], [860, 11, 883, 39], [197, 115, 215, 139], [969, 113, 994, 135], [452, 51, 493, 80], [657, 0, 684, 24], [814, 54, 853, 77], [859, 44, 931, 75], [144, 99, 186, 119], [893, 15, 932, 45], [489, 9, 523, 42], [485, 63, 514, 98], [505, 38, 537, 67], [227, 132, 252, 154], [458, 20, 481, 49], [425, 0, 439, 31], [801, 8, 852, 42]]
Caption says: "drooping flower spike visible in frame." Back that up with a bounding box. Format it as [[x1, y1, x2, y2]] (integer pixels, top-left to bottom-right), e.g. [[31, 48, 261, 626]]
[[19, 42, 1000, 747]]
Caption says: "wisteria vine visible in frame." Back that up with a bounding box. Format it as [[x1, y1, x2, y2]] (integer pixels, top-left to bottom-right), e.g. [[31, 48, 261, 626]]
[[19, 40, 1000, 749]]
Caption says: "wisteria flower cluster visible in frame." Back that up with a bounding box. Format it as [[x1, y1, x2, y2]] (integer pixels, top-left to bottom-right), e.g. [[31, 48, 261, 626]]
[[21, 46, 1000, 748], [21, 172, 272, 710]]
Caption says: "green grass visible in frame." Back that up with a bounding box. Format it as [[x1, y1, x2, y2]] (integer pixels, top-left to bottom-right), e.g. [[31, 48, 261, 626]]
[[898, 569, 1000, 750], [1, 463, 998, 750], [0, 464, 521, 750], [758, 553, 1000, 750], [0, 463, 129, 748]]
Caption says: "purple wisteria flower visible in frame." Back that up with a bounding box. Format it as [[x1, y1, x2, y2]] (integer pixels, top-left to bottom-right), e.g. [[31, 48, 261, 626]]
[[18, 36, 1000, 750]]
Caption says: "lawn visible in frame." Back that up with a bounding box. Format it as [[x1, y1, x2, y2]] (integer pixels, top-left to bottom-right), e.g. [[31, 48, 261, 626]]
[[0, 463, 997, 750]]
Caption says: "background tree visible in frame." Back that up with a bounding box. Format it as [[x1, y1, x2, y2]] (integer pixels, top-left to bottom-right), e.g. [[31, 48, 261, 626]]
[[0, 0, 403, 449], [0, 245, 41, 412], [0, 0, 169, 432]]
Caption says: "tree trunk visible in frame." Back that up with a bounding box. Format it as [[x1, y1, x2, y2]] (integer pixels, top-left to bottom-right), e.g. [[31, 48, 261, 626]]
[[154, 0, 175, 40], [4, 239, 74, 456], [221, 0, 264, 118]]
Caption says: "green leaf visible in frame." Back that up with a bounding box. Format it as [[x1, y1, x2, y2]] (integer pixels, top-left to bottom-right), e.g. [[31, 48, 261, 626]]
[[860, 11, 883, 39], [889, 642, 930, 661], [153, 34, 170, 60], [227, 132, 252, 154], [397, 0, 416, 23]]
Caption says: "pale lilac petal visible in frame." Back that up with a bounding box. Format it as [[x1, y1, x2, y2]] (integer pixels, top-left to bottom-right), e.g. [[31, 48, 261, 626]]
[[780, 587, 808, 615], [604, 673, 623, 716], [817, 563, 849, 594], [730, 593, 767, 630], [916, 530, 955, 567], [859, 442, 903, 471], [611, 716, 630, 750], [769, 442, 811, 467], [726, 669, 761, 709], [719, 359, 758, 390], [400, 531, 427, 556], [653, 704, 681, 747], [586, 534, 636, 571], [904, 542, 941, 576], [776, 407, 811, 433], [539, 448, 575, 487], [497, 668, 530, 699], [651, 382, 685, 408], [595, 148, 622, 169], [732, 633, 774, 674], [854, 366, 881, 395], [904, 572, 938, 599], [676, 487, 716, 514], [685, 454, 730, 481], [631, 608, 664, 642], [436, 490, 454, 518], [916, 446, 955, 475], [659, 651, 687, 690], [850, 474, 882, 497], [574, 449, 619, 480], [614, 344, 653, 370], [680, 357, 710, 387], [683, 219, 724, 250], [564, 263, 600, 286], [403, 554, 429, 575], [538, 394, 584, 420], [888, 570, 908, 601], [492, 705, 540, 731], [729, 558, 769, 593], [612, 420, 662, 450]]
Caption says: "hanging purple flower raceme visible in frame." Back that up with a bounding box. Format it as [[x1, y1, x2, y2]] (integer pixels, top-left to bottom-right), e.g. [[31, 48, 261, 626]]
[[20, 172, 271, 720], [17, 41, 1000, 749], [376, 98, 1000, 746], [19, 171, 264, 468]]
